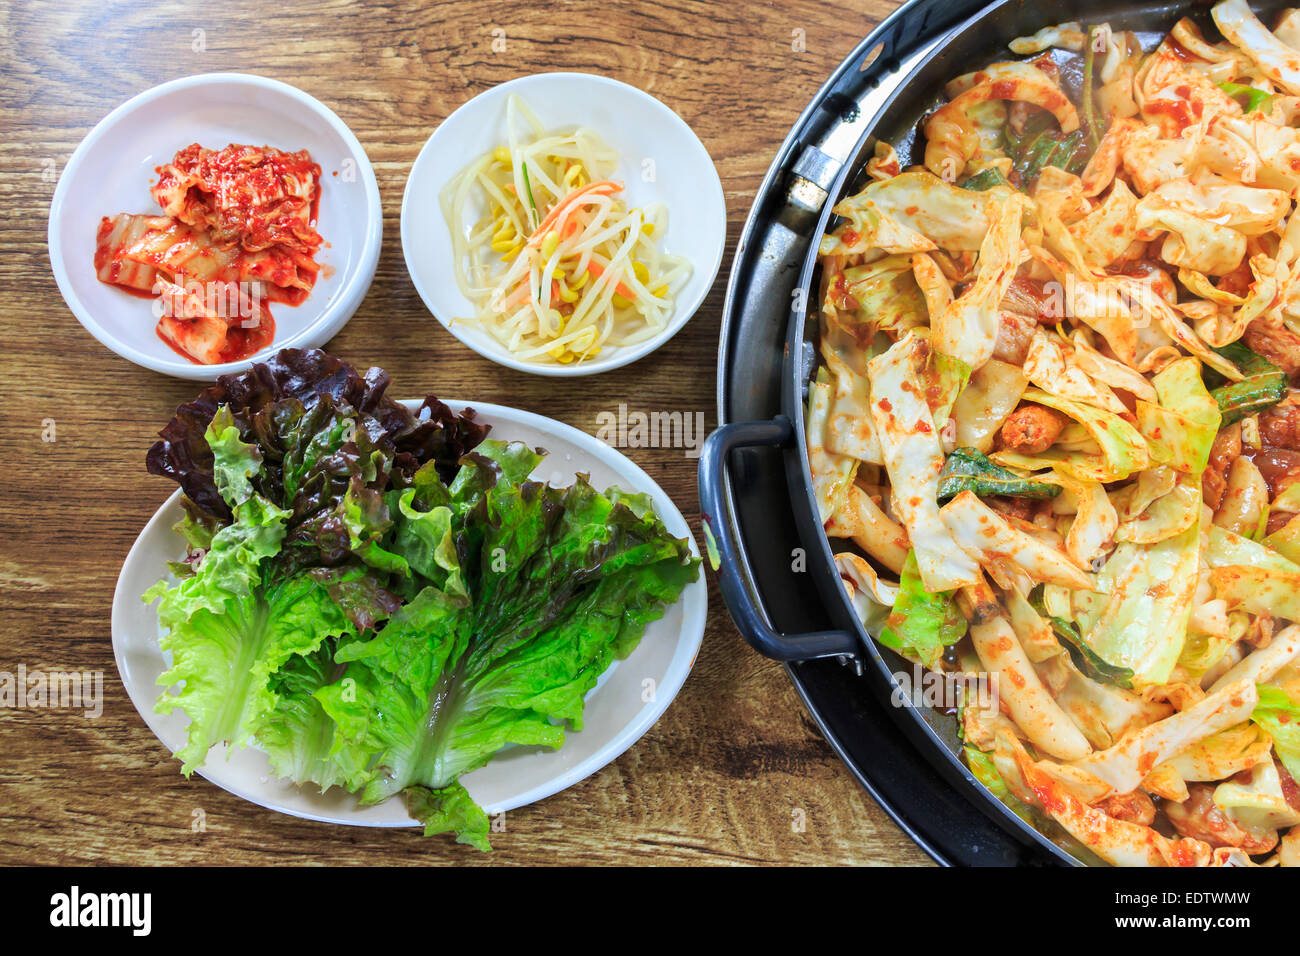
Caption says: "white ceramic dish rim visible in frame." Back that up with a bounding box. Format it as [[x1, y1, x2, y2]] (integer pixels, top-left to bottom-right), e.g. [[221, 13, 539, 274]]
[[48, 72, 383, 381], [399, 70, 727, 377], [111, 398, 707, 826]]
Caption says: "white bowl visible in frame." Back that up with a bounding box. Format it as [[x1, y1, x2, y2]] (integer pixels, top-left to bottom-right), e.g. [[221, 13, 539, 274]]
[[401, 72, 727, 376], [111, 399, 707, 828], [49, 73, 382, 381]]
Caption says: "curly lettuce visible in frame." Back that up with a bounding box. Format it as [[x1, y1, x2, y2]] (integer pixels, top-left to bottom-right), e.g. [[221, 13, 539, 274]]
[[143, 350, 698, 849]]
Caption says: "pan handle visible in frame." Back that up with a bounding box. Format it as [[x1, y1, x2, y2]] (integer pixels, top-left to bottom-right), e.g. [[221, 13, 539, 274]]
[[698, 418, 860, 662]]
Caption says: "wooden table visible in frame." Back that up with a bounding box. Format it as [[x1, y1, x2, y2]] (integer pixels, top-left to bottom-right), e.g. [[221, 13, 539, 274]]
[[0, 0, 928, 865]]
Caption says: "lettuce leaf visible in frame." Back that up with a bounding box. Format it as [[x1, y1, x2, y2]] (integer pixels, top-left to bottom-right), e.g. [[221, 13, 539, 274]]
[[256, 637, 373, 793], [145, 347, 490, 528], [146, 494, 357, 774], [206, 406, 262, 507], [293, 442, 698, 847], [146, 349, 489, 631], [405, 782, 492, 850], [144, 351, 698, 850]]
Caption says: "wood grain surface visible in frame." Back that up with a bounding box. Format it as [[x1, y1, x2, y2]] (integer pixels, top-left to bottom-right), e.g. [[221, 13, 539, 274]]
[[0, 0, 930, 865]]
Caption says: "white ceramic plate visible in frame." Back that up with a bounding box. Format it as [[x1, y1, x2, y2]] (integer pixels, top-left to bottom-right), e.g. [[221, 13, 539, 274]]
[[49, 73, 383, 381], [112, 400, 706, 827], [401, 72, 727, 376]]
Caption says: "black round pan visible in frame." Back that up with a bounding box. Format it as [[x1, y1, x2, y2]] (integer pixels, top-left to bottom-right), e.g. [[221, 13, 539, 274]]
[[701, 0, 1293, 865]]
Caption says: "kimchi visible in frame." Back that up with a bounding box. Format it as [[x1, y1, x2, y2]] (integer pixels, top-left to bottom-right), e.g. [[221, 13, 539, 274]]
[[95, 143, 323, 365]]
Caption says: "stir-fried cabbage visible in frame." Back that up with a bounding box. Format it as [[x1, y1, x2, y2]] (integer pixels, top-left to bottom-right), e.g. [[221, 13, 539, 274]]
[[809, 0, 1300, 866], [1079, 519, 1202, 686], [992, 388, 1150, 482], [1135, 357, 1222, 476], [867, 331, 981, 591]]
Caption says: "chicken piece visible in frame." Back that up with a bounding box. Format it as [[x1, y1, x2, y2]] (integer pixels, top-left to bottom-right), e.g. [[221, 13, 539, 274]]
[[1202, 423, 1243, 511], [992, 309, 1037, 364], [1247, 446, 1300, 498], [987, 495, 1036, 522], [997, 403, 1070, 454], [1244, 322, 1300, 384], [1097, 789, 1157, 826], [1000, 276, 1065, 325], [1244, 613, 1275, 650], [1260, 403, 1300, 451], [1278, 758, 1300, 814], [1267, 509, 1294, 535], [1165, 783, 1279, 854]]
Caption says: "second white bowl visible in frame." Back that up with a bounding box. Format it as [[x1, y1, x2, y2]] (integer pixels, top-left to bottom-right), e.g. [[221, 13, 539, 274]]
[[401, 72, 727, 377]]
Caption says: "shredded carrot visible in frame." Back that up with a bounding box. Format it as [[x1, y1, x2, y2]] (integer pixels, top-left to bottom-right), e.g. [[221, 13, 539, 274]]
[[503, 282, 531, 309], [526, 180, 622, 247], [585, 260, 636, 299]]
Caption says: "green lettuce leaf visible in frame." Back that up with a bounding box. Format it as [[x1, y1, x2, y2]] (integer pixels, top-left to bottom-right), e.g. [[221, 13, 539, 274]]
[[206, 406, 262, 507], [309, 441, 699, 847], [146, 494, 356, 774], [392, 492, 465, 595], [257, 637, 373, 793], [405, 782, 492, 850], [144, 351, 698, 851]]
